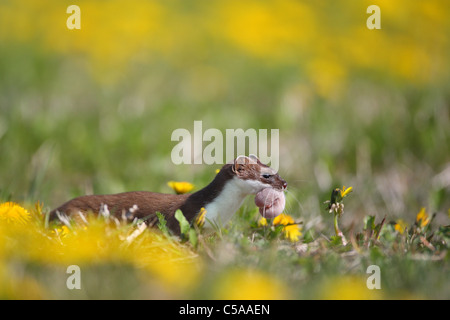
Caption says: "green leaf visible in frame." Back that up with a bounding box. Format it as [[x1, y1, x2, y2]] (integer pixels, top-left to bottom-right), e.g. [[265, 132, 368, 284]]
[[156, 211, 169, 235], [330, 235, 343, 246], [189, 228, 198, 248], [270, 225, 285, 239], [374, 216, 386, 240], [364, 215, 376, 232], [303, 229, 316, 244], [175, 209, 190, 235]]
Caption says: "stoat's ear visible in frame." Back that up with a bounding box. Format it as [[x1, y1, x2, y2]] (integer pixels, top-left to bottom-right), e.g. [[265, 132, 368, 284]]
[[232, 156, 246, 173], [232, 155, 257, 173], [248, 154, 259, 163]]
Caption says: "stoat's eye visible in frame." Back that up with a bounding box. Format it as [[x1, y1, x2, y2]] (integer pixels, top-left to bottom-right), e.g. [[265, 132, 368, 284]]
[[262, 174, 272, 179]]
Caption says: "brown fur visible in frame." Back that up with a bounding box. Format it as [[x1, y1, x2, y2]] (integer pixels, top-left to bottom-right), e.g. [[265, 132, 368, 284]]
[[49, 157, 286, 235]]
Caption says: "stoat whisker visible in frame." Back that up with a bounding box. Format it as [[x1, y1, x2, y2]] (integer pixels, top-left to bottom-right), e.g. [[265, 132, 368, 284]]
[[285, 189, 305, 215]]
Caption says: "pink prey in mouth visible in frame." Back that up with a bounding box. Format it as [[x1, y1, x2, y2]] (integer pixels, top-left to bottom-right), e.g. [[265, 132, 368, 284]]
[[254, 187, 286, 219]]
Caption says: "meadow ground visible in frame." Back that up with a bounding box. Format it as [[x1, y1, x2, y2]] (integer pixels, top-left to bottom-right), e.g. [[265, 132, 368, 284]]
[[0, 0, 449, 299]]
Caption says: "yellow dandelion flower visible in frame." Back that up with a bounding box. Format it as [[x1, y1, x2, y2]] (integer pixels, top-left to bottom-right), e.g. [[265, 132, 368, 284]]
[[283, 224, 302, 242], [215, 168, 221, 174], [416, 207, 430, 228], [340, 186, 353, 198], [273, 213, 294, 226], [195, 207, 207, 228], [258, 217, 268, 227], [167, 181, 194, 194], [273, 213, 302, 242], [0, 202, 31, 225], [394, 219, 409, 235]]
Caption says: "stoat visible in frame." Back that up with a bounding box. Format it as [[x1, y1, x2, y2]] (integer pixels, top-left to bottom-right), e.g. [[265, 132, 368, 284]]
[[49, 155, 287, 235]]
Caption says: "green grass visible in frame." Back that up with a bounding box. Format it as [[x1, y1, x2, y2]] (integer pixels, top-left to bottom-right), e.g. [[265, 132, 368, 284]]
[[0, 46, 449, 299], [5, 197, 446, 300]]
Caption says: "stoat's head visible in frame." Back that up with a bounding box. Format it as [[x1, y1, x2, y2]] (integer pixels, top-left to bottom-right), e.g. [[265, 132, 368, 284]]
[[230, 155, 287, 219], [230, 155, 287, 193]]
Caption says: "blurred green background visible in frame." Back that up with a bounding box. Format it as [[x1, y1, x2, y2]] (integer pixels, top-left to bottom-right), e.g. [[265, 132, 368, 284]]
[[0, 0, 449, 228]]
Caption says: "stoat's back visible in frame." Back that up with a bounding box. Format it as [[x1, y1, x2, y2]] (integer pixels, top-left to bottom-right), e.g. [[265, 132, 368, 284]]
[[49, 191, 190, 229]]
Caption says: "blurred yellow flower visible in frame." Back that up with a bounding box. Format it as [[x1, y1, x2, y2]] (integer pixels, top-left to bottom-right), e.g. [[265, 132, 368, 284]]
[[0, 202, 31, 225], [128, 228, 201, 290], [340, 186, 353, 198], [0, 0, 447, 89], [213, 268, 289, 300], [416, 207, 430, 228], [52, 225, 70, 237], [258, 217, 268, 227], [1, 210, 201, 293], [394, 219, 409, 235], [48, 222, 116, 264], [319, 276, 382, 300], [273, 213, 302, 242], [195, 207, 207, 228], [167, 181, 194, 194], [215, 168, 221, 174], [0, 263, 47, 299]]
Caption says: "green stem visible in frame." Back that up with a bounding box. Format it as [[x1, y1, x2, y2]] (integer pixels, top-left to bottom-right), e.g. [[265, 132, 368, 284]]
[[334, 212, 348, 245], [334, 213, 340, 236]]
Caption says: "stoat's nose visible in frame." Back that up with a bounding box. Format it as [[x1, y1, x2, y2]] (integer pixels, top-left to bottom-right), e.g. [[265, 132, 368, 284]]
[[282, 180, 287, 190]]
